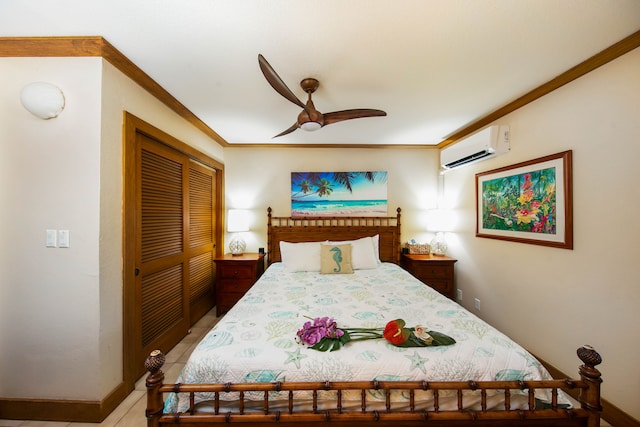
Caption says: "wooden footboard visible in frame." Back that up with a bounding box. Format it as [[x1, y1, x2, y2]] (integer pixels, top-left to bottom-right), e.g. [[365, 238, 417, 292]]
[[145, 346, 602, 427]]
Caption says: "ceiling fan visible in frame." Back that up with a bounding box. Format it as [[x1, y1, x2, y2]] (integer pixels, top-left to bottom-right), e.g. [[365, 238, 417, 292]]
[[258, 54, 387, 138]]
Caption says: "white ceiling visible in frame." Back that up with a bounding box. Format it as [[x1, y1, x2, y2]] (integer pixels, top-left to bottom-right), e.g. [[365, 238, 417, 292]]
[[2, 0, 639, 146]]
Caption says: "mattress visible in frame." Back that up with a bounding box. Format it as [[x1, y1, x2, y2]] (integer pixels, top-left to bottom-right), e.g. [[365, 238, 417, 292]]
[[165, 262, 568, 413]]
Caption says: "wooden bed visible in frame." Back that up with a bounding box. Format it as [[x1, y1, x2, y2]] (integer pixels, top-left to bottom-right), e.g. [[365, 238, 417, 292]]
[[145, 208, 602, 427]]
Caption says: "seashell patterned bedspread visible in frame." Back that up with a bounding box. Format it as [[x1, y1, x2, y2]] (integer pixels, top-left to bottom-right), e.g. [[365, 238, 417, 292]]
[[164, 262, 567, 413]]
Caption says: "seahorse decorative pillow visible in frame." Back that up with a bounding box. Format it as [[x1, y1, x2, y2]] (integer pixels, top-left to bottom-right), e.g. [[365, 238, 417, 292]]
[[320, 244, 354, 274]]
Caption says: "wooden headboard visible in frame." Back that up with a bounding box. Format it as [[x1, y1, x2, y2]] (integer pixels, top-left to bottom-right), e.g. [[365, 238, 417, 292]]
[[267, 207, 402, 265]]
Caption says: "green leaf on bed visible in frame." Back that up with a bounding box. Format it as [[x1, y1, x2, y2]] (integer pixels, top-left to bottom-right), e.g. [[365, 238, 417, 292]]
[[392, 329, 456, 347], [310, 330, 353, 352]]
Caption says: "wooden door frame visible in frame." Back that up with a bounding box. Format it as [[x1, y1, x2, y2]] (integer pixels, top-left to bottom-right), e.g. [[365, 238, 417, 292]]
[[122, 112, 224, 390]]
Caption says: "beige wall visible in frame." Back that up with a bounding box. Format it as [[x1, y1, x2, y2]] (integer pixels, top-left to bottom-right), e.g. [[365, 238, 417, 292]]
[[0, 56, 222, 400], [1, 57, 103, 398], [222, 147, 441, 253], [441, 48, 640, 419]]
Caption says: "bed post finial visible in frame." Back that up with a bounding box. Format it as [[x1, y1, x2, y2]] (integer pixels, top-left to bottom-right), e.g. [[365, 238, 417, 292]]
[[576, 345, 602, 427], [145, 350, 166, 426]]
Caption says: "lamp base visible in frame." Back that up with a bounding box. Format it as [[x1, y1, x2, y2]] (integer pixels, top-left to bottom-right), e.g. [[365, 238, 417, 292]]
[[229, 234, 246, 256], [430, 232, 448, 256]]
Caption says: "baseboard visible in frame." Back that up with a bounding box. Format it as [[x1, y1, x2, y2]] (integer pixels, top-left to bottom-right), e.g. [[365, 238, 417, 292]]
[[0, 381, 129, 423], [536, 353, 640, 427]]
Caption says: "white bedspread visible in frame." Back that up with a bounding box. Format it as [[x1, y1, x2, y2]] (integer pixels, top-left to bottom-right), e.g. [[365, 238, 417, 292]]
[[165, 262, 566, 413]]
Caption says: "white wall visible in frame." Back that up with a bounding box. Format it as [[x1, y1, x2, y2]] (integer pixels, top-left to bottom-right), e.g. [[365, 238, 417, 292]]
[[222, 147, 441, 253], [442, 48, 640, 419], [0, 57, 223, 401], [0, 57, 103, 398]]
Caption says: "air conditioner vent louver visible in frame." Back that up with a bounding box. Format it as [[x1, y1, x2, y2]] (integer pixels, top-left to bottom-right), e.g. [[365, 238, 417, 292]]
[[440, 125, 510, 171], [443, 149, 493, 169]]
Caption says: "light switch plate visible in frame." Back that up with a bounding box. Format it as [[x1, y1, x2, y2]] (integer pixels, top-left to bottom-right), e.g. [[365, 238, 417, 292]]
[[58, 230, 70, 248], [46, 229, 57, 247]]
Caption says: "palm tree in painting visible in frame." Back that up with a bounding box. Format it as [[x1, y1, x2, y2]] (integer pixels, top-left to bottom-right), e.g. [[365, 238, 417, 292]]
[[332, 171, 383, 193], [297, 178, 313, 195], [315, 178, 334, 197]]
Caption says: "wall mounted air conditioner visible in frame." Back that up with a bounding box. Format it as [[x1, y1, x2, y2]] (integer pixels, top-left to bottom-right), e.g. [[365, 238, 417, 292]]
[[440, 125, 510, 170]]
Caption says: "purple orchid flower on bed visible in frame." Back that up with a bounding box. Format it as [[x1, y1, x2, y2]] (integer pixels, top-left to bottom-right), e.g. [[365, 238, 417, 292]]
[[296, 316, 344, 346], [296, 316, 384, 351]]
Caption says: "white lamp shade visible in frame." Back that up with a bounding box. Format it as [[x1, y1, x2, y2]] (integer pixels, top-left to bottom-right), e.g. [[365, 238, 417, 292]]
[[426, 209, 455, 232], [227, 209, 250, 232], [20, 82, 65, 119]]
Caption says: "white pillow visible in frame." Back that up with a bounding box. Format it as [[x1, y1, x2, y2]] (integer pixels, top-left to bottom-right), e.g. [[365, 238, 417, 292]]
[[327, 236, 378, 270], [371, 234, 381, 263], [279, 241, 322, 272]]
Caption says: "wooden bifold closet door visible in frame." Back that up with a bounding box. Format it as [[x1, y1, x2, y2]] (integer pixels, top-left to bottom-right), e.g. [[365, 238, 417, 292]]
[[123, 113, 221, 389]]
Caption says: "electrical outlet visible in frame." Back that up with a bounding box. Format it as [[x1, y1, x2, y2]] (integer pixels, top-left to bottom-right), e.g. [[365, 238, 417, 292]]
[[474, 298, 481, 311], [456, 289, 462, 301]]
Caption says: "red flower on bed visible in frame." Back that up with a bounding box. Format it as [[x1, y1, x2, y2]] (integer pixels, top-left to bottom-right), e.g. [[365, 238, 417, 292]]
[[384, 318, 455, 348], [383, 319, 410, 345]]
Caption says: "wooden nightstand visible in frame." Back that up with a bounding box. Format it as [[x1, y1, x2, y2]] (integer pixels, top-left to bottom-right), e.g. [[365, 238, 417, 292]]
[[400, 253, 457, 299], [214, 253, 265, 316]]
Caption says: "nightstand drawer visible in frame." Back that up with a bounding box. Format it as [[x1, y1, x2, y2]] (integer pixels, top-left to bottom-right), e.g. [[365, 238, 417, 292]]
[[423, 279, 451, 295], [411, 263, 452, 279], [217, 264, 255, 280], [218, 278, 254, 293], [400, 253, 457, 300], [214, 253, 265, 316]]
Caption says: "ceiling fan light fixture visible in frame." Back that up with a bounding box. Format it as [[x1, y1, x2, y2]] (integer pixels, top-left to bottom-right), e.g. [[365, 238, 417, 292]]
[[300, 121, 322, 131]]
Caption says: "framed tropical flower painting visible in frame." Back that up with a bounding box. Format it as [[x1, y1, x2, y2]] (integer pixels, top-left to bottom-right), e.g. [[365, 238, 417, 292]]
[[475, 150, 573, 249]]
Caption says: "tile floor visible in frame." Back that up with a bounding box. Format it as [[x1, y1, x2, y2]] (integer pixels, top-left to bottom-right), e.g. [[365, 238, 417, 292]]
[[0, 308, 613, 426], [0, 309, 221, 427]]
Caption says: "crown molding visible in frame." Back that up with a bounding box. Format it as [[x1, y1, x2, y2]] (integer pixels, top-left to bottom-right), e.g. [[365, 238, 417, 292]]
[[0, 36, 229, 147]]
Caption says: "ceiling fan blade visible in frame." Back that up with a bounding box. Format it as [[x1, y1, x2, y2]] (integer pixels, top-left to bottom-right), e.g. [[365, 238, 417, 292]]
[[323, 109, 387, 126], [258, 54, 306, 110], [273, 122, 299, 138]]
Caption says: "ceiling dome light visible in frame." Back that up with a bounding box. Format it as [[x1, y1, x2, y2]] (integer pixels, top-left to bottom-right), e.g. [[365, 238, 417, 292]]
[[300, 121, 321, 131], [20, 82, 65, 119]]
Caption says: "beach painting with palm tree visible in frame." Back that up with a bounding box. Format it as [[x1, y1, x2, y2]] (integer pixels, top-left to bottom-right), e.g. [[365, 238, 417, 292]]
[[291, 171, 388, 217]]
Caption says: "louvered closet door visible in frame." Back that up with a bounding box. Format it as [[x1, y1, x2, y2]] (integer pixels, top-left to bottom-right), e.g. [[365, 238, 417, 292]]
[[188, 161, 216, 324], [123, 113, 221, 389], [137, 135, 190, 367]]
